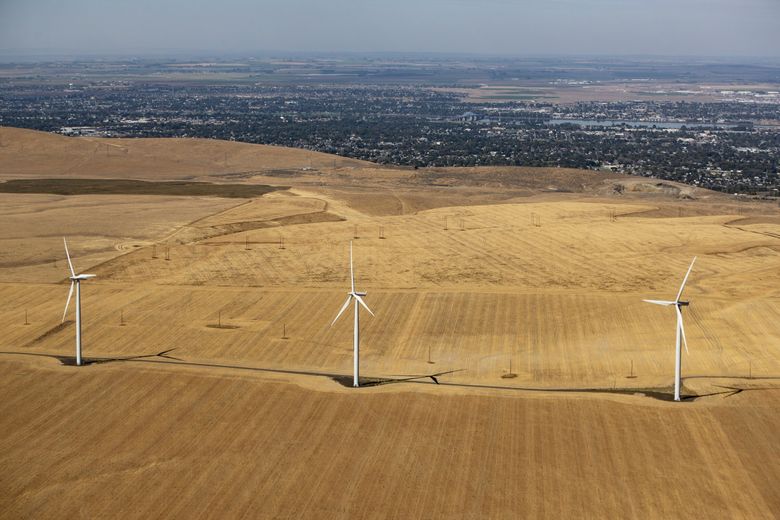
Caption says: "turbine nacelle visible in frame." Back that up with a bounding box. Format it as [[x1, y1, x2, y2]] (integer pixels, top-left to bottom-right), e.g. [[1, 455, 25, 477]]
[[642, 299, 689, 307], [643, 257, 696, 311], [70, 274, 96, 281], [332, 291, 374, 326]]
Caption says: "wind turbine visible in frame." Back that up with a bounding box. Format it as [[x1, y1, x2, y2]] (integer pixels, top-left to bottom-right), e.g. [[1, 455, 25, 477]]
[[331, 241, 374, 387], [61, 238, 96, 366], [643, 257, 696, 402]]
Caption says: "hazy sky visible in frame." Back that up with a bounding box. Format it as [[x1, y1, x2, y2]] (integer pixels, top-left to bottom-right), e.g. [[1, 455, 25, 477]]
[[1, 0, 779, 58]]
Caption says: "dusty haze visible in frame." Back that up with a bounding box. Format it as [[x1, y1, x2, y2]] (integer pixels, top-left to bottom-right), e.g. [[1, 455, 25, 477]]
[[1, 0, 779, 57]]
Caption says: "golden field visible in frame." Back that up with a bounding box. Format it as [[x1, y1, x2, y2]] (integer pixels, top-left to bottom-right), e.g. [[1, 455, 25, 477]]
[[1, 358, 778, 519], [1, 127, 779, 518]]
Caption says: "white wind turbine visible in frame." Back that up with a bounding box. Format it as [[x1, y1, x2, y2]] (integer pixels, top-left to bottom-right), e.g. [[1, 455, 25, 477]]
[[61, 238, 96, 366], [331, 241, 375, 387], [643, 257, 696, 402]]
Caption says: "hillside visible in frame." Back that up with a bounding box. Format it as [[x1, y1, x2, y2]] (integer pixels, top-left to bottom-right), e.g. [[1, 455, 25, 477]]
[[0, 126, 370, 181], [0, 128, 778, 519]]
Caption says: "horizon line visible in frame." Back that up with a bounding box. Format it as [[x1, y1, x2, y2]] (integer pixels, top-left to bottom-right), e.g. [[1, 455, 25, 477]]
[[1, 49, 780, 63]]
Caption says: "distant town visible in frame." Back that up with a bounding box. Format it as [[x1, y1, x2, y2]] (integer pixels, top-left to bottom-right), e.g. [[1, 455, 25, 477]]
[[1, 56, 779, 195]]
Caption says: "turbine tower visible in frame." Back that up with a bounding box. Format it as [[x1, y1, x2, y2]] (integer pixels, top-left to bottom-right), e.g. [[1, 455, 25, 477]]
[[643, 257, 696, 401], [331, 241, 374, 387], [61, 238, 96, 366]]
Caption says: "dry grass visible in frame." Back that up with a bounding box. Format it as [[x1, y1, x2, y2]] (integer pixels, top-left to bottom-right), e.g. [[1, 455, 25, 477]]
[[1, 128, 779, 518], [0, 126, 370, 181], [0, 358, 778, 519], [0, 193, 242, 283]]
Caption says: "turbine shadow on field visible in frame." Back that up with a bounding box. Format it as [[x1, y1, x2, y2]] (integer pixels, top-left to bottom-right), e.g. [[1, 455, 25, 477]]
[[2, 351, 779, 402], [86, 348, 184, 364], [24, 320, 73, 347], [330, 369, 466, 388], [57, 348, 183, 366], [684, 374, 780, 381], [331, 376, 392, 387], [1, 350, 346, 378]]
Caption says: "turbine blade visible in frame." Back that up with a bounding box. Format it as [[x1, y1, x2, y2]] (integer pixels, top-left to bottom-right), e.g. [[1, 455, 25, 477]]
[[642, 299, 676, 306], [62, 281, 74, 323], [331, 295, 353, 326], [354, 294, 375, 317], [677, 306, 689, 355], [63, 238, 76, 277], [676, 256, 697, 302], [350, 241, 355, 294]]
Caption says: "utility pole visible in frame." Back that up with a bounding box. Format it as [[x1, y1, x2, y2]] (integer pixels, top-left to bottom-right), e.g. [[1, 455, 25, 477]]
[[502, 354, 517, 379]]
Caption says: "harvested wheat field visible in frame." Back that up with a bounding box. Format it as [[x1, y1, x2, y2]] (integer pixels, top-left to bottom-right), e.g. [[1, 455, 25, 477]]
[[1, 128, 779, 519]]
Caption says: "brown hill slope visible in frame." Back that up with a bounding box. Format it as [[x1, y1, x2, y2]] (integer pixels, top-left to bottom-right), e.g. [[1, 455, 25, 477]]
[[0, 126, 370, 180], [1, 126, 726, 217]]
